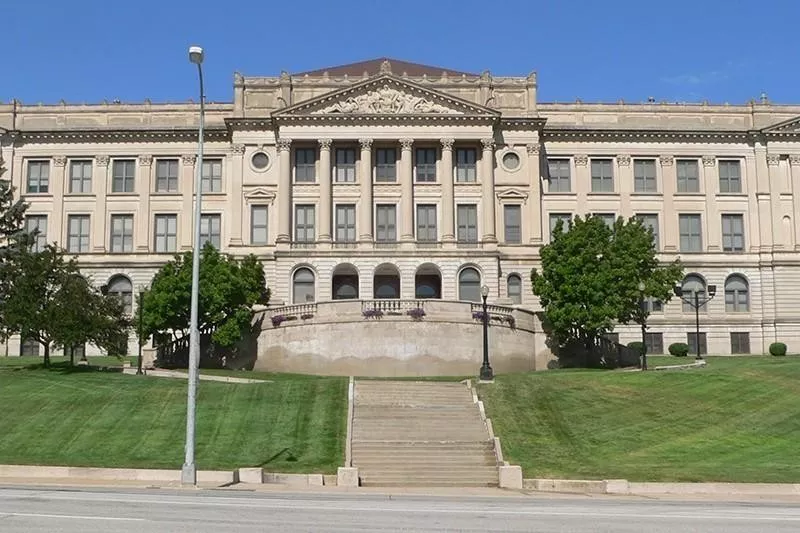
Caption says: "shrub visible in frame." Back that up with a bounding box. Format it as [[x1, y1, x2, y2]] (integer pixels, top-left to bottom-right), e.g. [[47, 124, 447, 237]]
[[668, 342, 690, 357], [406, 308, 426, 320], [472, 311, 487, 321], [769, 342, 787, 356], [362, 308, 384, 319], [628, 341, 646, 354], [271, 314, 287, 327]]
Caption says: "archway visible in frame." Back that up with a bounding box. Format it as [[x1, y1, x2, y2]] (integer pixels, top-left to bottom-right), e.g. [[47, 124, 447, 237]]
[[107, 274, 133, 315], [332, 263, 359, 300], [373, 263, 400, 299], [415, 263, 441, 299], [458, 266, 482, 302], [292, 267, 316, 303]]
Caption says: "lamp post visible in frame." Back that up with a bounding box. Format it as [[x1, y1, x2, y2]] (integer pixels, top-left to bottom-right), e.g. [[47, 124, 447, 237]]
[[479, 285, 493, 381], [136, 288, 147, 375], [674, 282, 717, 360], [182, 44, 205, 487], [637, 280, 648, 371]]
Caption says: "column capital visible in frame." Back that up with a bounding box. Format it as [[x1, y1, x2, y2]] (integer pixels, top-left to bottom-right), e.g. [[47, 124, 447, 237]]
[[702, 155, 716, 167], [399, 138, 414, 151], [481, 138, 495, 151], [789, 155, 800, 166], [96, 155, 110, 167], [659, 155, 674, 167], [53, 156, 67, 167], [181, 154, 197, 166], [440, 138, 455, 151], [525, 143, 540, 156], [230, 144, 246, 155], [574, 155, 588, 167], [359, 138, 373, 150], [617, 154, 631, 167], [766, 153, 781, 166], [138, 155, 153, 166], [318, 138, 333, 151], [276, 138, 292, 152]]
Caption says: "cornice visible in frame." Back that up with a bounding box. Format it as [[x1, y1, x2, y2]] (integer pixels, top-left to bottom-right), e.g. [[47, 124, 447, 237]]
[[17, 128, 229, 144], [225, 117, 274, 132], [498, 117, 547, 130], [271, 114, 499, 126], [542, 128, 750, 142]]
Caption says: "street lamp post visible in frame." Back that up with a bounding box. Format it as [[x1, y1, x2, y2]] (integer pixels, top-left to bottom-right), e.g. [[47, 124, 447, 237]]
[[637, 280, 648, 371], [136, 288, 146, 375], [674, 282, 717, 360], [479, 285, 493, 381], [182, 45, 205, 487]]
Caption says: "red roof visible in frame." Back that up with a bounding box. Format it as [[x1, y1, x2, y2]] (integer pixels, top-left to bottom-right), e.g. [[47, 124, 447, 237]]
[[294, 57, 478, 77]]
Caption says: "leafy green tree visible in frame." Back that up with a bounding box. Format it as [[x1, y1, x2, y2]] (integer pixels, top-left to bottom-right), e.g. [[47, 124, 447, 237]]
[[142, 243, 269, 347], [0, 156, 32, 339]]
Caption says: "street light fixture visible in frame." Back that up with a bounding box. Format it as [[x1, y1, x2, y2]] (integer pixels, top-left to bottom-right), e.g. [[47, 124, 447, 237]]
[[182, 44, 205, 487], [673, 282, 717, 360], [479, 284, 493, 381], [637, 280, 648, 370]]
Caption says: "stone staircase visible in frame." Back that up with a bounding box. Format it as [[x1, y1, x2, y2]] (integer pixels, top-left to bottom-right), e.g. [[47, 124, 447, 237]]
[[351, 380, 499, 487]]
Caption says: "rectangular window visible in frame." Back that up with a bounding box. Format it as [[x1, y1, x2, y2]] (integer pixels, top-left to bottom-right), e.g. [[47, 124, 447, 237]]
[[595, 213, 616, 229], [456, 204, 478, 242], [26, 161, 50, 194], [294, 204, 315, 242], [590, 159, 614, 192], [641, 297, 664, 313], [109, 214, 134, 253], [687, 332, 707, 356], [603, 332, 620, 344], [112, 159, 136, 193], [455, 148, 477, 182], [21, 338, 40, 357], [335, 148, 356, 183], [636, 213, 660, 250], [201, 158, 222, 193], [335, 204, 356, 242], [645, 332, 664, 354], [67, 215, 90, 253], [69, 160, 92, 193], [250, 206, 268, 245], [295, 148, 316, 182], [376, 205, 397, 242], [200, 214, 221, 249], [547, 159, 571, 192], [549, 213, 571, 239], [730, 332, 750, 354], [154, 214, 177, 253], [721, 214, 745, 252], [416, 204, 437, 242], [24, 215, 48, 252], [718, 160, 741, 193], [504, 205, 522, 244], [155, 159, 179, 193], [676, 159, 700, 193], [633, 159, 657, 193], [375, 148, 397, 182], [679, 214, 702, 252], [415, 148, 437, 182]]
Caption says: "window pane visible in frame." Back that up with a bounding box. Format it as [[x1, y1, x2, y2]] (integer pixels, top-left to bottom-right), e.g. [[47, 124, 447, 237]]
[[200, 214, 221, 248], [201, 159, 223, 193], [416, 204, 437, 241], [633, 159, 657, 193], [457, 205, 478, 242], [458, 268, 481, 302], [25, 215, 48, 252], [590, 159, 614, 192], [376, 205, 396, 241], [335, 205, 356, 242], [547, 159, 571, 192], [251, 206, 268, 245], [27, 161, 50, 193], [295, 149, 316, 182], [679, 214, 702, 252], [154, 215, 177, 253], [335, 148, 356, 182], [504, 205, 521, 243], [676, 160, 700, 193], [456, 148, 477, 182], [376, 148, 397, 182], [719, 160, 741, 193], [507, 275, 522, 304], [294, 205, 315, 242]]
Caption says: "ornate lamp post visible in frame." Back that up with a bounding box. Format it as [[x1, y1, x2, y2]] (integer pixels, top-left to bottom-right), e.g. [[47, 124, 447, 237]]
[[479, 285, 493, 381], [638, 280, 648, 370], [674, 282, 717, 360]]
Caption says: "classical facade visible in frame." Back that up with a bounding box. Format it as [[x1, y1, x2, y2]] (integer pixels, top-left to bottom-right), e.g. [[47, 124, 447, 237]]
[[2, 57, 800, 360]]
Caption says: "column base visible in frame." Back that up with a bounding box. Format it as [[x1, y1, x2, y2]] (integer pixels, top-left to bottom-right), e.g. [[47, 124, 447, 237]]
[[276, 234, 291, 244], [481, 235, 498, 243]]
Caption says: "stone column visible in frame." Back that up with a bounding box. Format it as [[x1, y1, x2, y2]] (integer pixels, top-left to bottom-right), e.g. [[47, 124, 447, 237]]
[[791, 155, 800, 250], [136, 155, 152, 252], [399, 138, 414, 242], [659, 155, 676, 252], [228, 144, 245, 246], [318, 139, 333, 242], [481, 138, 497, 242], [276, 138, 292, 243], [574, 155, 589, 215], [52, 156, 67, 249], [526, 141, 542, 244], [358, 138, 373, 242], [92, 156, 109, 252], [180, 154, 196, 251], [701, 156, 720, 251], [440, 138, 455, 242], [767, 153, 782, 250], [617, 154, 632, 215]]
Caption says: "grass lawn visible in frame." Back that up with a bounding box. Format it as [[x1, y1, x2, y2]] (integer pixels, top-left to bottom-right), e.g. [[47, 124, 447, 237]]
[[479, 356, 800, 483], [0, 363, 347, 473]]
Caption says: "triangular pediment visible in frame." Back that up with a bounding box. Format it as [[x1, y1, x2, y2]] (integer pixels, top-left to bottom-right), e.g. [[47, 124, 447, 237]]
[[273, 75, 499, 118], [496, 188, 529, 202], [762, 115, 800, 133], [244, 187, 276, 203]]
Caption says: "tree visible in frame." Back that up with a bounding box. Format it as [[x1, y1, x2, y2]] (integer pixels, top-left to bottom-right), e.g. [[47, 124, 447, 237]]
[[0, 156, 32, 339], [142, 243, 269, 347], [531, 215, 682, 366]]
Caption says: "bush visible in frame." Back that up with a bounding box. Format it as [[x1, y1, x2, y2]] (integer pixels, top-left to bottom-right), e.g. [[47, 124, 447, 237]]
[[669, 342, 690, 357], [628, 341, 646, 354], [769, 342, 787, 356]]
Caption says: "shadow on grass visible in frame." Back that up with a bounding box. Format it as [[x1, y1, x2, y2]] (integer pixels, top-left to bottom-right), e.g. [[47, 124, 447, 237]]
[[255, 447, 297, 468], [3, 361, 125, 374]]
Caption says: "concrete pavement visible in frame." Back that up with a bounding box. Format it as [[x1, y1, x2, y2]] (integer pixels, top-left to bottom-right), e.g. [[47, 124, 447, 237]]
[[1, 485, 800, 532]]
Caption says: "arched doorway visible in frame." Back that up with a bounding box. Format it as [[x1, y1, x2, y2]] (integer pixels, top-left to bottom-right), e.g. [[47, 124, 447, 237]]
[[458, 266, 482, 302], [415, 263, 441, 299], [332, 263, 359, 300], [107, 274, 133, 315], [373, 263, 400, 299]]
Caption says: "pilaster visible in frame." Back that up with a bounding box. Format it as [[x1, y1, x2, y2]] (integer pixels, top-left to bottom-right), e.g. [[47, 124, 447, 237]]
[[526, 141, 542, 244], [318, 139, 333, 242], [180, 154, 196, 251], [752, 142, 772, 251], [92, 156, 109, 252], [617, 154, 632, 215], [659, 155, 676, 252], [358, 138, 373, 242], [440, 138, 455, 242], [52, 156, 66, 250], [790, 155, 800, 250], [574, 155, 589, 215], [767, 153, 782, 250], [481, 138, 497, 243], [229, 144, 245, 246], [135, 155, 152, 252], [276, 138, 292, 243], [399, 138, 414, 243], [701, 155, 720, 252]]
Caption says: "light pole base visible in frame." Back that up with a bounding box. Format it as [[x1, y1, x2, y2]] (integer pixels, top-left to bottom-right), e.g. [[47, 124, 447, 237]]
[[181, 463, 197, 486], [480, 365, 494, 382]]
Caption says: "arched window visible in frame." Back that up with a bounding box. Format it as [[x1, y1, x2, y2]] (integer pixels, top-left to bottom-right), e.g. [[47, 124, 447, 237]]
[[725, 275, 749, 312], [107, 275, 133, 315], [292, 268, 315, 303], [373, 263, 400, 299], [507, 274, 522, 304], [332, 263, 359, 300], [415, 263, 442, 299], [458, 267, 481, 302], [680, 274, 706, 313]]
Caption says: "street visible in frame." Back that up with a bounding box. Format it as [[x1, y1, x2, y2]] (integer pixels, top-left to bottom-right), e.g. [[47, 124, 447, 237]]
[[1, 485, 799, 532]]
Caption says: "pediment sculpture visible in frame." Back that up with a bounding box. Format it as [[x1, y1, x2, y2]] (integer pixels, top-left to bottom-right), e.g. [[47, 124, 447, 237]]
[[311, 85, 462, 115]]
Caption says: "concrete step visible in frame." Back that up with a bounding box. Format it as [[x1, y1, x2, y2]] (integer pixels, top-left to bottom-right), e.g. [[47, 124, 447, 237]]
[[352, 440, 494, 448]]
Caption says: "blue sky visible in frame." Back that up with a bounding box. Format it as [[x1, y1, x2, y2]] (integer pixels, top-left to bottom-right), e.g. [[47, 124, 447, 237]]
[[3, 0, 797, 105]]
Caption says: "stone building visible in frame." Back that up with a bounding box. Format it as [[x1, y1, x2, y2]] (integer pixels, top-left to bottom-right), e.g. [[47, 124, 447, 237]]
[[1, 57, 799, 360]]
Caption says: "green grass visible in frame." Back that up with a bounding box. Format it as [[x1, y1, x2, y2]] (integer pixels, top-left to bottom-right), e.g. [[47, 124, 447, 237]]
[[0, 356, 136, 368], [479, 356, 800, 483], [0, 363, 347, 473]]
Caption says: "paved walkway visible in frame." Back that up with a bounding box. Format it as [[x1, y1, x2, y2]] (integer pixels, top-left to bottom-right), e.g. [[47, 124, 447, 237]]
[[122, 368, 269, 384]]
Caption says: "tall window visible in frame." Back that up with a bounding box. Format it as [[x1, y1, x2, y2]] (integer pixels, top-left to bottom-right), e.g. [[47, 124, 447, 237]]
[[110, 214, 134, 253], [376, 205, 397, 242], [415, 148, 437, 182], [547, 159, 571, 192], [590, 159, 614, 192], [549, 213, 571, 239], [679, 214, 702, 252], [112, 159, 136, 193], [201, 159, 222, 193], [295, 148, 316, 182], [416, 204, 437, 242], [456, 148, 477, 182], [294, 205, 315, 242], [200, 214, 221, 248], [724, 275, 749, 312], [730, 332, 750, 354], [633, 159, 657, 193], [681, 274, 706, 313], [687, 332, 707, 355], [376, 148, 397, 182], [676, 159, 700, 193], [507, 274, 522, 304], [595, 213, 616, 229], [24, 215, 48, 252], [292, 267, 315, 303], [155, 159, 179, 193], [635, 213, 659, 250], [721, 214, 745, 252], [335, 204, 356, 242], [335, 148, 356, 183], [645, 332, 664, 354], [504, 205, 521, 243], [456, 204, 478, 243], [250, 206, 268, 245], [21, 338, 40, 356], [69, 160, 92, 193], [718, 160, 741, 193], [107, 275, 133, 315], [154, 214, 177, 253], [26, 161, 50, 193], [458, 267, 481, 302], [67, 215, 90, 253], [641, 298, 663, 313]]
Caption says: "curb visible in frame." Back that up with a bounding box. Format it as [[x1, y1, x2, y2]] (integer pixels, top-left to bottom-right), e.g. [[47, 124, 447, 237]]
[[524, 478, 800, 496]]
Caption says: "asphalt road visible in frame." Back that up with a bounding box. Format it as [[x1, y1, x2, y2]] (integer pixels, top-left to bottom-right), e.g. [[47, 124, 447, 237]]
[[1, 486, 799, 532]]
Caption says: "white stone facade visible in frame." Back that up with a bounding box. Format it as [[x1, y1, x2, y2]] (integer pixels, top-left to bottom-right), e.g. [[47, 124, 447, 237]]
[[1, 57, 799, 358]]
